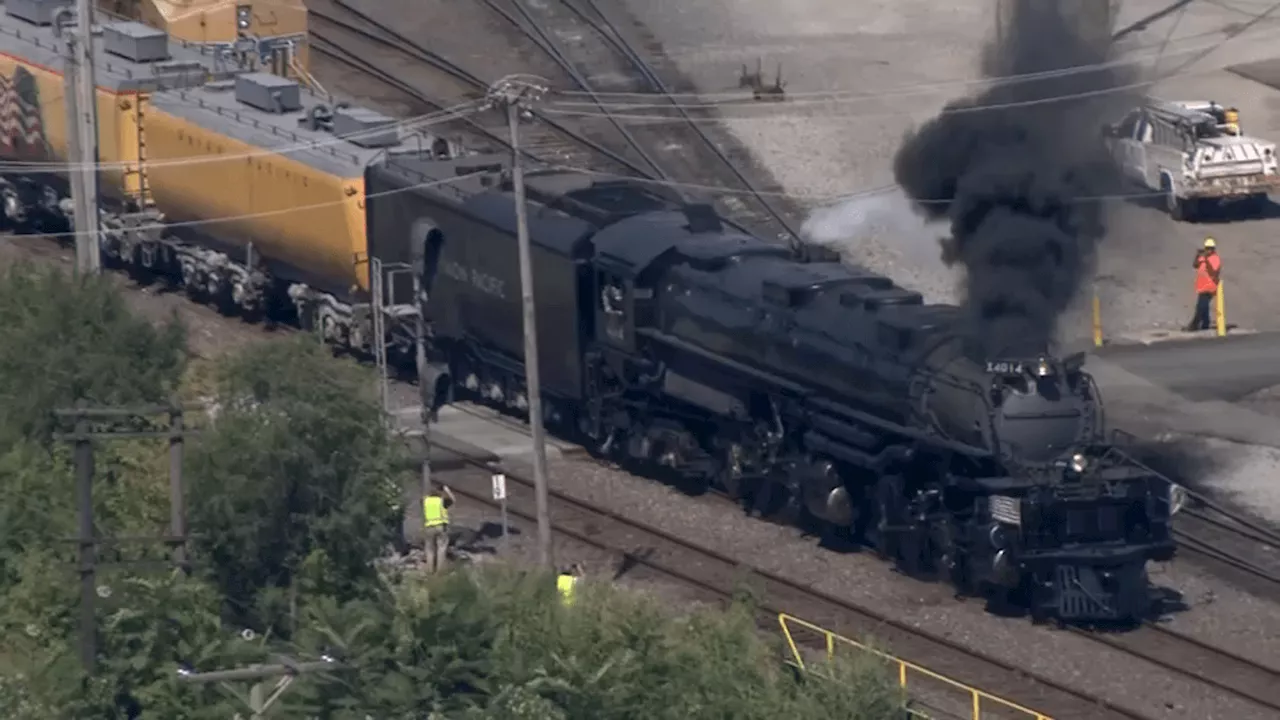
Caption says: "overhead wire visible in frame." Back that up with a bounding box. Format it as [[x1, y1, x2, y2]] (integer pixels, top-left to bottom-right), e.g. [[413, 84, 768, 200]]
[[5, 154, 1186, 249], [0, 99, 484, 173], [6, 1, 1277, 233], [544, 21, 1260, 105], [536, 69, 1213, 124], [7, 168, 489, 243], [536, 11, 1280, 124], [531, 162, 1194, 206]]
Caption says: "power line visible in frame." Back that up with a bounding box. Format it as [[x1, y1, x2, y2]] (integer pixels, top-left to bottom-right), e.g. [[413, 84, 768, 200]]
[[0, 159, 1190, 257], [547, 21, 1266, 103], [5, 169, 490, 243], [0, 102, 481, 174], [534, 163, 1195, 205]]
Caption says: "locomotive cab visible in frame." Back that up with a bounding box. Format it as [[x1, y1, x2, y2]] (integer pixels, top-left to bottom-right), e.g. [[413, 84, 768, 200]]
[[593, 266, 639, 351]]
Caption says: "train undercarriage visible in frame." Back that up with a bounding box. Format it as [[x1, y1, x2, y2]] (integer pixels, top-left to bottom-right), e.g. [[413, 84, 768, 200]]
[[0, 175, 419, 367]]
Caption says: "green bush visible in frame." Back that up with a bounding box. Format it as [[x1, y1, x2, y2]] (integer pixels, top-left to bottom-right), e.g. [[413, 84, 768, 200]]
[[0, 263, 185, 446], [285, 565, 906, 719], [186, 337, 405, 631]]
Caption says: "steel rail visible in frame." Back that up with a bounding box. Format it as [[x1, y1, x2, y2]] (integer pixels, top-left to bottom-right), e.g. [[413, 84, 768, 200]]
[[477, 0, 676, 187], [314, 2, 658, 179], [1073, 622, 1280, 714], [559, 0, 803, 248], [430, 444, 1156, 720]]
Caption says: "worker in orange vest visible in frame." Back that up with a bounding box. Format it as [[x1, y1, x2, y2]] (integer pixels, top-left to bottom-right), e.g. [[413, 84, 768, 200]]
[[1186, 237, 1222, 331]]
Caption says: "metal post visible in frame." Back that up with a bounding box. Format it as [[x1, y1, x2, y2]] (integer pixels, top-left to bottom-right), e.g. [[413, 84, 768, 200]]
[[168, 407, 188, 572], [492, 471, 510, 555], [74, 413, 96, 673], [370, 257, 390, 420], [1215, 278, 1227, 337], [73, 0, 102, 274], [495, 78, 554, 570], [1092, 286, 1103, 348], [412, 268, 433, 498]]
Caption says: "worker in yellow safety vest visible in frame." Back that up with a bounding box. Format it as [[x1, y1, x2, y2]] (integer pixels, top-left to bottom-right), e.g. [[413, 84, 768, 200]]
[[557, 564, 584, 607], [422, 485, 456, 573]]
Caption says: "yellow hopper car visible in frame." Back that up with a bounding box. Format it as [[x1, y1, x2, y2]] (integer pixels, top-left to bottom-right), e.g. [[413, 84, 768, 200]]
[[0, 4, 462, 357]]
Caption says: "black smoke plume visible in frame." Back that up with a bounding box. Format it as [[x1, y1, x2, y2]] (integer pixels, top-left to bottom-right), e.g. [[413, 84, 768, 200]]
[[893, 1, 1134, 358]]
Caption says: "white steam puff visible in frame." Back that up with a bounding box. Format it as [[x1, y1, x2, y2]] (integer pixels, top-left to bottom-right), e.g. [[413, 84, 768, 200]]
[[800, 190, 958, 303]]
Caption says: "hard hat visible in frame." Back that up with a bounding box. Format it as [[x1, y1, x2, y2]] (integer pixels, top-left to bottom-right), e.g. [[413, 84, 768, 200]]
[[1203, 237, 1216, 248]]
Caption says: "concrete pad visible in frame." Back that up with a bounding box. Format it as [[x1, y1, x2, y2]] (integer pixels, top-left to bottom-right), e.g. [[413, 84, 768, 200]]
[[1088, 354, 1280, 448], [395, 428, 498, 471], [1093, 330, 1280, 402], [1104, 326, 1258, 347], [392, 401, 580, 463], [1227, 57, 1280, 92]]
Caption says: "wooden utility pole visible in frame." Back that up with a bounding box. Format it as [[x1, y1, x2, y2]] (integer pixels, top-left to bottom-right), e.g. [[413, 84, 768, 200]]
[[54, 403, 197, 674], [487, 76, 553, 570], [69, 0, 102, 274]]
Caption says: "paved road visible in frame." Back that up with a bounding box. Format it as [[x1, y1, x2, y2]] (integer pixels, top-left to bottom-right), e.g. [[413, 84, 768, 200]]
[[1095, 332, 1280, 402]]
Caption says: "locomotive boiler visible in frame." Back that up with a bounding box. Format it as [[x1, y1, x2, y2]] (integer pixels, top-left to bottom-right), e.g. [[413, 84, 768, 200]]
[[365, 151, 1179, 623]]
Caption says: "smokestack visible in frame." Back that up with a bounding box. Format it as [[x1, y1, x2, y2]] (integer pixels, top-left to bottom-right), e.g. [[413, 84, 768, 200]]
[[893, 0, 1131, 358]]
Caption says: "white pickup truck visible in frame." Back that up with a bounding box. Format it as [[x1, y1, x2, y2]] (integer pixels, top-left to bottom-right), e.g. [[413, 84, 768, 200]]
[[1103, 100, 1279, 221]]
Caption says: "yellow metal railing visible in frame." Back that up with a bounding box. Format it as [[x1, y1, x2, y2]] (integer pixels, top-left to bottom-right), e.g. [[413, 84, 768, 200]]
[[777, 613, 1053, 720]]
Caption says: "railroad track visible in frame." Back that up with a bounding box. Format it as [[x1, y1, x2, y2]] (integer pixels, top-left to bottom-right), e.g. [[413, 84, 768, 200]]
[[312, 0, 809, 254], [1174, 493, 1280, 596], [308, 0, 647, 178], [476, 0, 803, 246], [1077, 623, 1280, 716], [441, 400, 1280, 717], [432, 444, 1153, 720]]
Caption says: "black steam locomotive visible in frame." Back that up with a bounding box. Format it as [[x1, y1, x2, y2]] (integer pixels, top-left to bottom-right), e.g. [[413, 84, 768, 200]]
[[367, 151, 1179, 623]]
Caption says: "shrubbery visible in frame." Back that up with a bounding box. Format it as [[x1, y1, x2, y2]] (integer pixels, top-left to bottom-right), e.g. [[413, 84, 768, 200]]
[[0, 265, 903, 718]]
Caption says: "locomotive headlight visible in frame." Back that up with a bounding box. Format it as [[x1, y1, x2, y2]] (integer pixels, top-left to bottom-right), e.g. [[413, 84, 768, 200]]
[[237, 5, 252, 30], [1069, 453, 1088, 473], [1035, 358, 1051, 377]]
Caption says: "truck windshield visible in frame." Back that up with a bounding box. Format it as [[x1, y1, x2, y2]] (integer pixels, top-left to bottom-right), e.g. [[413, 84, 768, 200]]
[[1193, 121, 1222, 139]]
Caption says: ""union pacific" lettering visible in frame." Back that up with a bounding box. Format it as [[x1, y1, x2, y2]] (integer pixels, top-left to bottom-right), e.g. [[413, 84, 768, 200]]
[[441, 260, 506, 299]]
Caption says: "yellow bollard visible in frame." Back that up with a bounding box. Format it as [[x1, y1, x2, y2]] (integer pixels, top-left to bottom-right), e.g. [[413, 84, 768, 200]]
[[1092, 292, 1103, 347], [1215, 279, 1226, 337]]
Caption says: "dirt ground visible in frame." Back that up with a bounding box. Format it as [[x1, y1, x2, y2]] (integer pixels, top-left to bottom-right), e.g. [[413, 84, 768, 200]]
[[0, 234, 273, 361]]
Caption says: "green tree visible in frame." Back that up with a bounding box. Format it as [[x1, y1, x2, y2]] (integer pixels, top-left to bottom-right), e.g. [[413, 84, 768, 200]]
[[0, 264, 204, 718], [283, 566, 905, 719], [186, 337, 404, 631], [1, 567, 261, 720], [0, 263, 185, 446]]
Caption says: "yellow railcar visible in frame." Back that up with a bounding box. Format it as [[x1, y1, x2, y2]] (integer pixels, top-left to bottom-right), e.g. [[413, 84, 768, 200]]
[[0, 27, 144, 219], [0, 6, 459, 353], [98, 0, 311, 75]]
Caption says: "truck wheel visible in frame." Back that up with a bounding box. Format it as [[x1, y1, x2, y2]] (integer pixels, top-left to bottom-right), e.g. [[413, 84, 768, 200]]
[[1162, 177, 1193, 221], [1243, 193, 1271, 217], [1167, 192, 1193, 221]]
